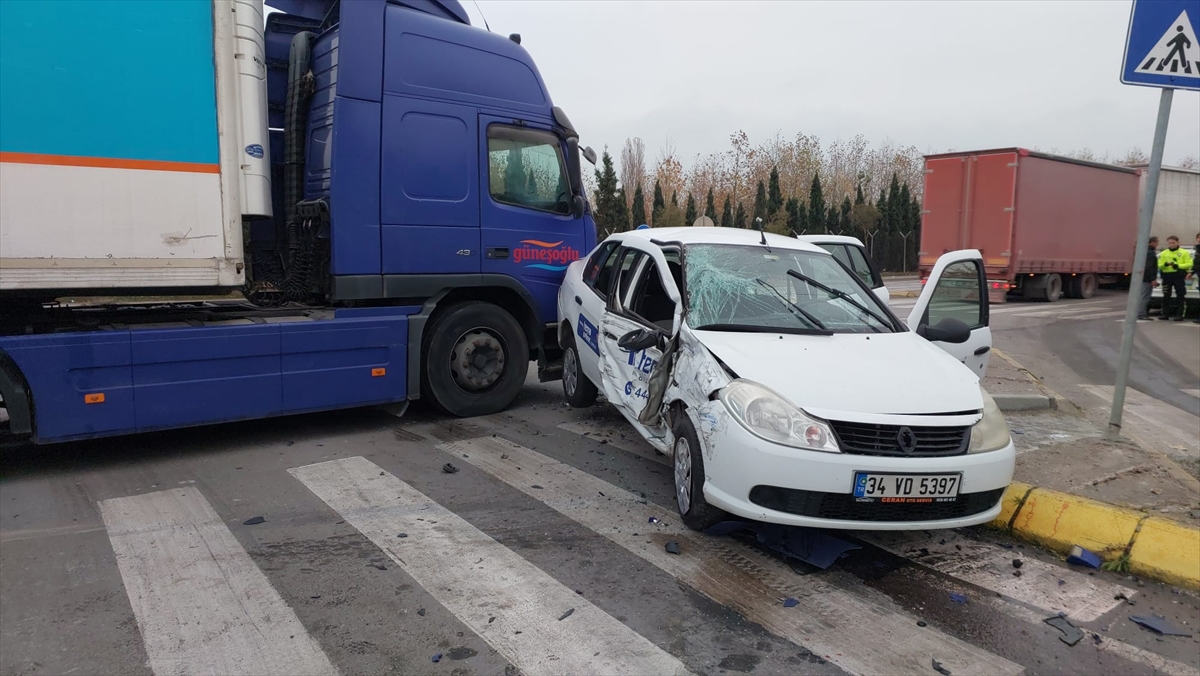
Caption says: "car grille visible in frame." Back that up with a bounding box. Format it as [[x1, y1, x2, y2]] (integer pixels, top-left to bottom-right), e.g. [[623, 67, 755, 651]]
[[748, 485, 1005, 522], [828, 420, 970, 457]]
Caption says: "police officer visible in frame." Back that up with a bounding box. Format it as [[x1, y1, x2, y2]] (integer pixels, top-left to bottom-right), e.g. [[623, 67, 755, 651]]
[[1158, 235, 1193, 321]]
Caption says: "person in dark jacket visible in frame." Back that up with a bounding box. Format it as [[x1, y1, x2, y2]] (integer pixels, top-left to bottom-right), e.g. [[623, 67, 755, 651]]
[[1192, 233, 1199, 323], [1138, 236, 1158, 320]]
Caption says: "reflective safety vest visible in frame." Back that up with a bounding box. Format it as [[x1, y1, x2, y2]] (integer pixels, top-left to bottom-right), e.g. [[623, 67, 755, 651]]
[[1158, 247, 1194, 274]]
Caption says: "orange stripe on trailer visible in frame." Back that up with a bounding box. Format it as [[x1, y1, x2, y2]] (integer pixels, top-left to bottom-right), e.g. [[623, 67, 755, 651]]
[[0, 152, 220, 174], [84, 393, 105, 404], [371, 368, 386, 377]]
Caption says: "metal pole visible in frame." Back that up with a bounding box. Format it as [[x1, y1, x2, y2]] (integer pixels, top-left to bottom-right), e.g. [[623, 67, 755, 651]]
[[1109, 87, 1173, 436]]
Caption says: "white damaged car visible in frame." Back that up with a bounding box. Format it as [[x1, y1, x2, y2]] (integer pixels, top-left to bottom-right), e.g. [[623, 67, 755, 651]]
[[557, 227, 1014, 531]]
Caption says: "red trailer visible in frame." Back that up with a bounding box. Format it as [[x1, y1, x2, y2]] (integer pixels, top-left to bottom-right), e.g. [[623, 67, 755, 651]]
[[919, 148, 1140, 303]]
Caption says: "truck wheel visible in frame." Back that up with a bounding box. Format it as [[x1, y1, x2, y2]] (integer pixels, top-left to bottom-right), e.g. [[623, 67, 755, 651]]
[[423, 301, 528, 417], [1043, 274, 1063, 302], [1077, 273, 1098, 299], [673, 411, 727, 531], [561, 330, 597, 408]]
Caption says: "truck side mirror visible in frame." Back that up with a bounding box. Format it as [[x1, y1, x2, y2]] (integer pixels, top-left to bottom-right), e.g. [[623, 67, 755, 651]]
[[566, 137, 583, 198], [572, 195, 586, 219], [582, 146, 597, 165]]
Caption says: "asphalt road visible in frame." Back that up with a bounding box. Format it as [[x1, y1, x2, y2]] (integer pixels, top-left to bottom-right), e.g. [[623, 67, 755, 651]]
[[3, 363, 1199, 676]]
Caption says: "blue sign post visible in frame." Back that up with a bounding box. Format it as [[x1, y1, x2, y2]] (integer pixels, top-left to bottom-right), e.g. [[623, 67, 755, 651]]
[[1121, 0, 1200, 91], [1110, 0, 1198, 436]]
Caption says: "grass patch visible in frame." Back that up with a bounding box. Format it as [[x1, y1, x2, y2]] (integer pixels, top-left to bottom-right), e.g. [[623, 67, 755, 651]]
[[1101, 553, 1131, 573]]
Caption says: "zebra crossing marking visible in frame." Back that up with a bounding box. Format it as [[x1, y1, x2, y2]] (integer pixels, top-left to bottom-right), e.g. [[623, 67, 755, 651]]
[[439, 435, 1023, 676], [289, 456, 692, 676], [99, 487, 338, 676]]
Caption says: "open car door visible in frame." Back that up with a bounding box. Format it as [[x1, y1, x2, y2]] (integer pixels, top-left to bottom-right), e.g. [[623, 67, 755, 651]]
[[596, 240, 682, 448], [907, 250, 992, 379]]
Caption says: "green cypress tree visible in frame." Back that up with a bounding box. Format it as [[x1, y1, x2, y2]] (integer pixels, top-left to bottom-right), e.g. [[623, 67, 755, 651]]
[[753, 180, 768, 221], [685, 193, 697, 225], [825, 205, 839, 233], [615, 187, 630, 232], [632, 185, 646, 226], [797, 202, 807, 233], [651, 180, 665, 226], [840, 196, 852, 232], [898, 183, 912, 233], [886, 173, 902, 233], [734, 202, 747, 229], [785, 197, 800, 234], [855, 183, 866, 205], [705, 188, 717, 220], [876, 188, 888, 231], [720, 195, 733, 227], [592, 149, 621, 238], [808, 173, 826, 233], [768, 166, 784, 216]]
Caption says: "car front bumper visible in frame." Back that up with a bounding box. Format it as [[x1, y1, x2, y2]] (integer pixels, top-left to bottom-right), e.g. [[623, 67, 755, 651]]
[[693, 402, 1016, 531]]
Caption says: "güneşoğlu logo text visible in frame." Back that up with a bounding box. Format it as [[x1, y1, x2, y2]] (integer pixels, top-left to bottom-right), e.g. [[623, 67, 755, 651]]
[[513, 240, 580, 271]]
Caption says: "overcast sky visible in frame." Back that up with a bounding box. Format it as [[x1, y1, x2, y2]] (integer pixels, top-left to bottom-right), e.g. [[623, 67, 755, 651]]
[[457, 0, 1200, 167]]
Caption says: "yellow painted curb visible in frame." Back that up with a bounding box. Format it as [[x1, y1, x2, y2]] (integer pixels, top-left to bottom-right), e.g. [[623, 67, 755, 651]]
[[989, 483, 1200, 590], [1129, 517, 1200, 590]]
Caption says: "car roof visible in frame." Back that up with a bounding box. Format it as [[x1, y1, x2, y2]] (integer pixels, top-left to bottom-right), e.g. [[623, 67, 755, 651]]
[[609, 227, 828, 253]]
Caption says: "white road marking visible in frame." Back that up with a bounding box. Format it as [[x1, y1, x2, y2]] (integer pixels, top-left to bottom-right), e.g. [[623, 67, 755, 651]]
[[98, 487, 337, 676], [1184, 389, 1200, 398], [862, 531, 1130, 622], [288, 456, 691, 676], [557, 420, 671, 466], [439, 436, 1023, 676], [1036, 310, 1127, 321]]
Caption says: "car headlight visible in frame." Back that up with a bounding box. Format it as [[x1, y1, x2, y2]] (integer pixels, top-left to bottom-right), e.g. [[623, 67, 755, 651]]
[[969, 388, 1011, 453], [718, 379, 840, 453]]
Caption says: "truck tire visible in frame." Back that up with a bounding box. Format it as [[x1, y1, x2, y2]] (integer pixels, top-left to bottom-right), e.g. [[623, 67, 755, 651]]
[[1076, 273, 1098, 299], [423, 301, 529, 417], [561, 330, 597, 408], [1043, 274, 1063, 302]]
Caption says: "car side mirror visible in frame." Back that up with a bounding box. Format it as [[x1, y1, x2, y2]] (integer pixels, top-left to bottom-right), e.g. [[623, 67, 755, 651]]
[[617, 328, 660, 352], [572, 195, 586, 219], [918, 317, 971, 344]]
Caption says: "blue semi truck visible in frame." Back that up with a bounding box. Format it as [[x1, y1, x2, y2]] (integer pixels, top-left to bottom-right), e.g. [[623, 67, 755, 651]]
[[0, 0, 597, 444]]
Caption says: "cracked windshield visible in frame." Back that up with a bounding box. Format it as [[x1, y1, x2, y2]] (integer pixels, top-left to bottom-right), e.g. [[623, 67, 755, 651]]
[[684, 244, 894, 333]]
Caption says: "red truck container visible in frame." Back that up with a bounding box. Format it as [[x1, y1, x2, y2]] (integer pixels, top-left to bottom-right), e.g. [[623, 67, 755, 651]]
[[919, 148, 1140, 303]]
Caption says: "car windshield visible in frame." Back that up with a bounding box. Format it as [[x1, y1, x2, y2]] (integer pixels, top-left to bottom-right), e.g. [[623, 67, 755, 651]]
[[684, 244, 895, 334]]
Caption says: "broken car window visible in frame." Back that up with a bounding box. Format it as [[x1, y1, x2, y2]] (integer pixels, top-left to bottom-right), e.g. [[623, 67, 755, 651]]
[[684, 244, 894, 334]]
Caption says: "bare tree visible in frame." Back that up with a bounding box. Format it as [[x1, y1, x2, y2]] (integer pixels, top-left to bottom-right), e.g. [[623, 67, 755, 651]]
[[620, 137, 646, 211]]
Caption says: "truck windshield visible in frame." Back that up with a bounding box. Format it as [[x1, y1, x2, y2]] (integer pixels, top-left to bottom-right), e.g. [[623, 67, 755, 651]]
[[684, 244, 895, 334]]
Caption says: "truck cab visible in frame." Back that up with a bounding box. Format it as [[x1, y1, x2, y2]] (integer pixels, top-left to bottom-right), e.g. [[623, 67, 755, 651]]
[[0, 0, 595, 442]]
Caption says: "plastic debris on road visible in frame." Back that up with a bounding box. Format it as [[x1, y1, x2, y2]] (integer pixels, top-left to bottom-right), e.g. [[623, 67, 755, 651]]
[[1066, 545, 1102, 569], [664, 541, 682, 555], [242, 516, 266, 525], [703, 521, 860, 569], [1130, 614, 1192, 637], [932, 657, 952, 675], [431, 653, 442, 663], [1044, 615, 1084, 646], [948, 593, 968, 605], [442, 463, 459, 474], [782, 598, 798, 608]]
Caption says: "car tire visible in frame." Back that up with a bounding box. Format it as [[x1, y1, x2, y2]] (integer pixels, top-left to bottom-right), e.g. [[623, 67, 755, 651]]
[[561, 329, 597, 408], [672, 410, 727, 531], [423, 301, 528, 417]]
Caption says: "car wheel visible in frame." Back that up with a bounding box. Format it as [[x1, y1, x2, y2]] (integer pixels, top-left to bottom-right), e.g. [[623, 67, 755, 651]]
[[423, 301, 528, 417], [672, 411, 727, 531], [561, 330, 598, 408]]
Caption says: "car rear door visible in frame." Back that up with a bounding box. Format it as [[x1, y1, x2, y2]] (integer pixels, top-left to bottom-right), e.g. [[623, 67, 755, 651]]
[[906, 250, 992, 378], [565, 240, 620, 385]]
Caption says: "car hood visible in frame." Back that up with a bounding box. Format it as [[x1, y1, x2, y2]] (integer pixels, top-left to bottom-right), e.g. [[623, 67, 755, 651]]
[[689, 329, 983, 419]]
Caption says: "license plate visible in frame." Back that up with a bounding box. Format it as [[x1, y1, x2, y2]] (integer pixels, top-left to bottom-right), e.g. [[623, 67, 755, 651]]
[[853, 472, 961, 502]]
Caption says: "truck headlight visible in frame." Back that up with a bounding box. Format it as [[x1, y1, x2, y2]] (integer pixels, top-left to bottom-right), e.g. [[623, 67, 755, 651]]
[[718, 379, 840, 453], [969, 388, 1011, 453]]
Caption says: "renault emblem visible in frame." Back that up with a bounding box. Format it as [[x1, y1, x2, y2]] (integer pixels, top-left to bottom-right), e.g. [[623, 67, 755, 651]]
[[896, 426, 918, 454]]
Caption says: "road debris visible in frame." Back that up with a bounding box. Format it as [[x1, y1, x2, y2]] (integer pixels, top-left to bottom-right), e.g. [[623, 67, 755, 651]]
[[782, 598, 798, 608], [917, 621, 927, 627], [664, 541, 681, 555], [558, 608, 575, 621], [1066, 545, 1101, 569], [1012, 559, 1023, 569], [648, 517, 661, 525], [1130, 614, 1192, 636], [1044, 615, 1084, 646], [948, 593, 968, 605], [242, 516, 265, 525], [370, 562, 387, 571], [442, 463, 459, 474], [932, 657, 952, 675], [703, 521, 859, 569], [397, 533, 408, 538], [431, 653, 442, 663]]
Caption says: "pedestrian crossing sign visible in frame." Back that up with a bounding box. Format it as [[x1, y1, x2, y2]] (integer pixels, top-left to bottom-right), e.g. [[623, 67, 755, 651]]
[[1121, 0, 1200, 91]]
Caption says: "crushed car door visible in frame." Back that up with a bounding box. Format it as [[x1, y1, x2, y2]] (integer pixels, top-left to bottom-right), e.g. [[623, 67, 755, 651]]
[[597, 243, 682, 443], [907, 249, 992, 378]]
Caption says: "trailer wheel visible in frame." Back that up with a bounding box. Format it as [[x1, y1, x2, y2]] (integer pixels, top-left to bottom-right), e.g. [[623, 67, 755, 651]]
[[423, 301, 529, 417], [1043, 274, 1063, 302], [1076, 273, 1098, 299]]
